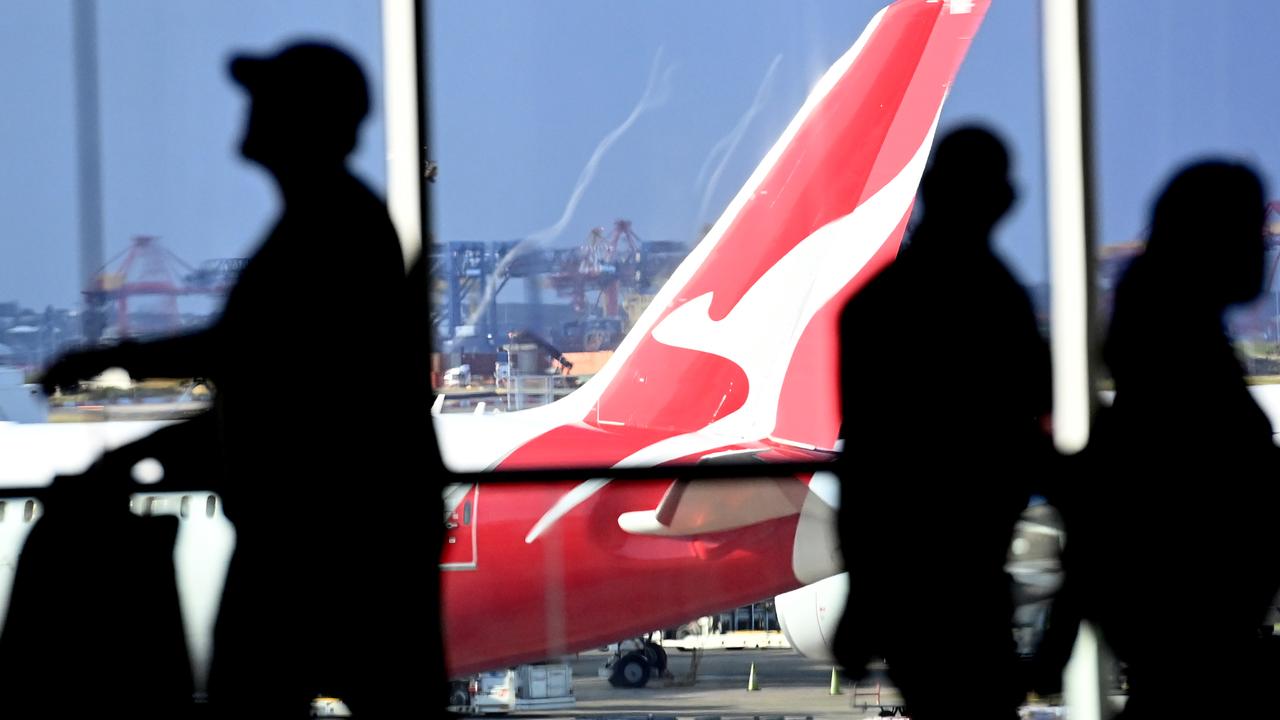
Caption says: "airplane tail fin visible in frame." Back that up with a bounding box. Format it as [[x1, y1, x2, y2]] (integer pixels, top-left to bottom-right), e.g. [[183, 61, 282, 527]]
[[577, 0, 990, 448], [488, 0, 990, 470]]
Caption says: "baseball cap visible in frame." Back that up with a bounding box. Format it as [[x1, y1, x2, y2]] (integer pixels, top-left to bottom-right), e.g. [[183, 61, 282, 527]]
[[229, 42, 369, 127]]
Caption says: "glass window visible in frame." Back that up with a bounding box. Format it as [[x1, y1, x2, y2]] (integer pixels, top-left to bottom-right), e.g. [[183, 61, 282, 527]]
[[1091, 1, 1280, 385], [427, 0, 1047, 468], [0, 0, 386, 703], [1084, 3, 1280, 713], [1, 1, 386, 362], [428, 2, 1052, 717]]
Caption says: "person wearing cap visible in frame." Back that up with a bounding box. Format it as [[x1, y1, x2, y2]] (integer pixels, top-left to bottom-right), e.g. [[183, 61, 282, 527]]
[[40, 42, 432, 716]]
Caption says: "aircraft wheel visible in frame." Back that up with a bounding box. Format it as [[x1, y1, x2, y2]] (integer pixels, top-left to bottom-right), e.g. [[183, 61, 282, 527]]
[[642, 641, 668, 674], [608, 651, 651, 688]]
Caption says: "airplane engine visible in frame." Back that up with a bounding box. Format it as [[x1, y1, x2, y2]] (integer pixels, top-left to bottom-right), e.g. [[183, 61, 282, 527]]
[[776, 504, 1065, 664], [774, 572, 847, 662]]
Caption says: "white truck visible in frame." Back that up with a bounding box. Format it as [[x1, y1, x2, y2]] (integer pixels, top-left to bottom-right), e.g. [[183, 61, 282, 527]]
[[448, 662, 574, 715]]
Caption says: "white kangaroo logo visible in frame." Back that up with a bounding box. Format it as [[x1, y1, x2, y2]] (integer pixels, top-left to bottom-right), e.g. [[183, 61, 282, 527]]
[[617, 106, 943, 467]]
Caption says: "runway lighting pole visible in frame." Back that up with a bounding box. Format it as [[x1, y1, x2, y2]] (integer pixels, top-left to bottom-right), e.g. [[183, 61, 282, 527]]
[[73, 0, 105, 344]]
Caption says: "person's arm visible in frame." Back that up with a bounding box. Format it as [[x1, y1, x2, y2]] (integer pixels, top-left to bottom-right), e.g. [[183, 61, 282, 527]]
[[40, 325, 220, 394], [118, 326, 221, 380]]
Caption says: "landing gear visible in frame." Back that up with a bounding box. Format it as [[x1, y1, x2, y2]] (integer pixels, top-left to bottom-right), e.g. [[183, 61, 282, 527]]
[[605, 637, 670, 688], [642, 640, 668, 675], [608, 651, 651, 688]]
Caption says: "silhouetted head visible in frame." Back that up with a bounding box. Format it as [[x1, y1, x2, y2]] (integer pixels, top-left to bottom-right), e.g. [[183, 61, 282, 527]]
[[918, 126, 1015, 243], [1144, 161, 1266, 309], [230, 42, 368, 173]]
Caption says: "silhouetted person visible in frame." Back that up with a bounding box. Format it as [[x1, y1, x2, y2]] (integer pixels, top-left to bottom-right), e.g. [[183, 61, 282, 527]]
[[34, 42, 437, 717], [1075, 161, 1278, 718], [834, 127, 1051, 719]]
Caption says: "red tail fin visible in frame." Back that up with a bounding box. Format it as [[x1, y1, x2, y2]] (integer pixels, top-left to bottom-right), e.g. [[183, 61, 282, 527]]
[[497, 0, 990, 468]]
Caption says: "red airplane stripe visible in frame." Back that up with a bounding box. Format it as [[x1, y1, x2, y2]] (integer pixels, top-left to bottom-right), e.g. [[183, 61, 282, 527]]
[[858, 2, 988, 204]]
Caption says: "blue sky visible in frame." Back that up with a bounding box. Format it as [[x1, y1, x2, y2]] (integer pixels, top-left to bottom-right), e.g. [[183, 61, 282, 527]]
[[2, 1, 1279, 311], [429, 0, 1046, 292], [1091, 1, 1280, 248]]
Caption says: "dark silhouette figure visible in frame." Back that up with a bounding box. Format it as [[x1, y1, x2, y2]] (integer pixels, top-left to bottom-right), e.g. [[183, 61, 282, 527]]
[[31, 42, 440, 717], [1073, 161, 1278, 718], [834, 127, 1052, 719]]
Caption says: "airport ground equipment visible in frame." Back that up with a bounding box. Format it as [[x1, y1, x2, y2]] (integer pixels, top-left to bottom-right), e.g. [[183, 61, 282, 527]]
[[447, 662, 574, 714]]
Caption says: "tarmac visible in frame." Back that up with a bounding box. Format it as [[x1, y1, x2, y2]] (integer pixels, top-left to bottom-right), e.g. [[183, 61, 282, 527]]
[[514, 649, 1069, 719]]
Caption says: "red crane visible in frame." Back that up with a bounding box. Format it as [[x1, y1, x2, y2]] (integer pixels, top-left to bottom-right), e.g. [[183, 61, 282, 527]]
[[85, 236, 228, 338], [550, 219, 642, 318]]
